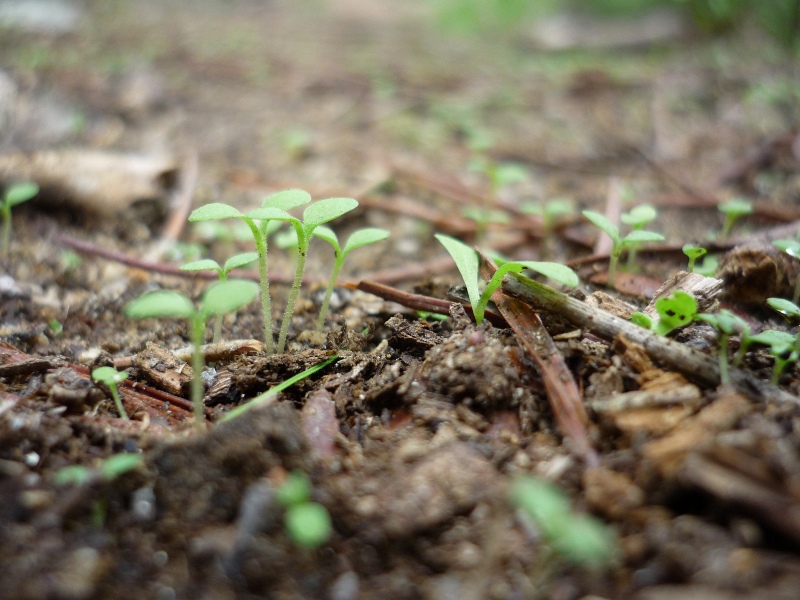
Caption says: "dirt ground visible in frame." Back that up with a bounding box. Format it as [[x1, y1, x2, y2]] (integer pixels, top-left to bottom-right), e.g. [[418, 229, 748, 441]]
[[1, 1, 800, 598]]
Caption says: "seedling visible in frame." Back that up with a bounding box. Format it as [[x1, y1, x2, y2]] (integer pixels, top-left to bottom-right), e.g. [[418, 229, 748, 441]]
[[520, 198, 574, 258], [621, 204, 658, 270], [189, 189, 311, 354], [125, 279, 259, 429], [275, 470, 332, 548], [54, 453, 143, 487], [435, 234, 578, 325], [582, 210, 664, 287], [461, 206, 509, 242], [312, 226, 390, 331], [511, 475, 616, 569], [249, 196, 359, 353], [696, 310, 750, 385], [767, 297, 800, 325], [773, 239, 800, 303], [718, 198, 753, 240], [181, 252, 258, 342], [631, 290, 698, 336], [682, 243, 708, 273], [91, 366, 130, 420], [1, 181, 38, 255], [694, 254, 719, 278], [746, 330, 797, 384]]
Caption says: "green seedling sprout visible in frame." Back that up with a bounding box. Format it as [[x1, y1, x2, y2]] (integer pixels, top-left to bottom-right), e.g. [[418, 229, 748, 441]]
[[631, 290, 698, 337], [694, 254, 719, 277], [718, 198, 753, 240], [621, 204, 657, 269], [682, 243, 708, 273], [250, 196, 359, 353], [696, 309, 749, 385], [511, 476, 616, 569], [582, 210, 664, 287], [54, 453, 143, 487], [312, 226, 390, 332], [180, 252, 259, 342], [767, 297, 800, 324], [434, 234, 578, 325], [773, 239, 800, 303], [91, 366, 130, 420], [189, 189, 311, 354], [745, 330, 796, 384], [1, 182, 38, 255], [125, 279, 259, 429], [276, 470, 332, 548], [520, 198, 574, 258], [461, 206, 510, 242]]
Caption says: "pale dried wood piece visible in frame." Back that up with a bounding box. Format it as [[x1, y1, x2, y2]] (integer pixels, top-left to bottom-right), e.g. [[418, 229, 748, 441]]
[[0, 149, 177, 216], [642, 270, 723, 319], [609, 406, 694, 436], [114, 339, 263, 370], [502, 272, 800, 406], [132, 342, 192, 397], [586, 290, 638, 319], [590, 381, 701, 413]]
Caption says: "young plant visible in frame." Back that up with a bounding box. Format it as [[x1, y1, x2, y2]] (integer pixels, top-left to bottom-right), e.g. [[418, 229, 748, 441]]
[[631, 290, 698, 336], [189, 189, 311, 354], [582, 210, 664, 287], [54, 453, 143, 487], [718, 198, 753, 240], [249, 197, 359, 353], [621, 204, 657, 269], [767, 297, 800, 325], [696, 309, 750, 386], [1, 181, 38, 255], [312, 226, 390, 331], [520, 198, 574, 259], [511, 475, 616, 569], [773, 239, 800, 303], [435, 234, 578, 325], [125, 279, 259, 429], [91, 366, 130, 420], [275, 470, 332, 548], [682, 243, 708, 273], [746, 330, 797, 385], [180, 252, 259, 342], [461, 206, 510, 242]]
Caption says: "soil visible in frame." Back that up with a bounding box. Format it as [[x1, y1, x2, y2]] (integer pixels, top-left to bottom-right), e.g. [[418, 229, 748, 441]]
[[1, 1, 800, 599]]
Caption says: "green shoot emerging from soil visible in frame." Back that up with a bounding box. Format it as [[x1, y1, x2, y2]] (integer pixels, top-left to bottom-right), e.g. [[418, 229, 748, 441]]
[[189, 189, 311, 354], [434, 234, 578, 324], [581, 210, 664, 287], [747, 329, 798, 384], [1, 181, 38, 255], [180, 252, 259, 342], [250, 196, 359, 353], [682, 243, 708, 273], [125, 279, 259, 429], [718, 198, 753, 240], [54, 453, 144, 487], [275, 470, 332, 548], [511, 475, 616, 569], [91, 366, 130, 420], [520, 198, 574, 257], [631, 290, 698, 336], [696, 309, 750, 386], [312, 226, 390, 332], [621, 204, 657, 269], [461, 206, 510, 242]]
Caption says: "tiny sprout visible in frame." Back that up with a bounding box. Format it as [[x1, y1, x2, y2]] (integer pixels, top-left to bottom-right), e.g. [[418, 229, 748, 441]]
[[521, 198, 574, 258], [312, 226, 390, 332], [747, 330, 797, 384], [694, 254, 719, 278], [91, 366, 130, 420], [276, 470, 332, 548], [682, 243, 707, 273], [718, 198, 753, 239], [620, 204, 657, 230], [696, 310, 749, 386], [435, 234, 578, 325], [773, 239, 800, 303], [767, 297, 800, 323], [54, 453, 143, 487], [631, 290, 697, 337], [181, 252, 259, 342], [461, 206, 510, 242], [125, 279, 259, 429], [250, 196, 359, 353], [582, 210, 664, 288], [1, 181, 38, 255]]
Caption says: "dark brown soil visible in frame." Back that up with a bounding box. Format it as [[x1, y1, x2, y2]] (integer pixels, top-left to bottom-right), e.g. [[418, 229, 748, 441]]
[[1, 1, 800, 599]]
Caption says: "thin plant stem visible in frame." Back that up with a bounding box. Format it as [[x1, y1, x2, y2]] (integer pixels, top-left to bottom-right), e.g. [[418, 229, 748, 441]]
[[278, 239, 308, 353], [190, 316, 207, 430], [316, 258, 343, 332], [718, 333, 730, 385], [109, 386, 129, 420], [250, 230, 274, 355], [607, 248, 620, 288]]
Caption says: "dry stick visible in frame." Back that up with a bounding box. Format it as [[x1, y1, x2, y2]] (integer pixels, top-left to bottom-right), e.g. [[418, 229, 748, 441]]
[[478, 256, 597, 464], [501, 272, 800, 407]]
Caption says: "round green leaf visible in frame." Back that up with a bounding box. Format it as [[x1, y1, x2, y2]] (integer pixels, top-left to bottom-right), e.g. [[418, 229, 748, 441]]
[[5, 182, 39, 207], [621, 204, 657, 227], [548, 513, 616, 568], [262, 189, 312, 211], [517, 261, 579, 287], [223, 251, 258, 273], [284, 502, 332, 548], [180, 259, 222, 273], [312, 225, 340, 251], [511, 476, 571, 526], [767, 297, 800, 319], [682, 244, 707, 259], [200, 279, 259, 318], [303, 197, 358, 229], [343, 228, 390, 255], [91, 366, 128, 386], [125, 291, 196, 320], [582, 210, 619, 243], [749, 329, 795, 348], [719, 198, 753, 216], [653, 291, 697, 335], [276, 471, 313, 507], [622, 230, 664, 244], [189, 203, 245, 222]]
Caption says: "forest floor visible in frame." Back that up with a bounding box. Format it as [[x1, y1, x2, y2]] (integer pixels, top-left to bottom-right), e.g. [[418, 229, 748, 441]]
[[0, 1, 799, 599]]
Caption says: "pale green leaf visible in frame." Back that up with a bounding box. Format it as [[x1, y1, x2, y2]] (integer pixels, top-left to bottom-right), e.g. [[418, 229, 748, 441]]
[[246, 206, 297, 222], [303, 197, 358, 229], [188, 203, 244, 221], [4, 182, 39, 207], [434, 233, 481, 310], [201, 279, 259, 318], [180, 259, 222, 273], [100, 454, 143, 480], [312, 225, 339, 252], [262, 189, 311, 211], [223, 251, 258, 273], [516, 261, 579, 287], [125, 291, 195, 320], [620, 204, 657, 227], [91, 366, 128, 386], [343, 228, 390, 255], [582, 210, 619, 244], [622, 230, 664, 245]]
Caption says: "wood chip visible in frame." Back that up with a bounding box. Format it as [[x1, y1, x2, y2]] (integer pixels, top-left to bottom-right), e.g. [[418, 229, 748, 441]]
[[133, 342, 192, 397]]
